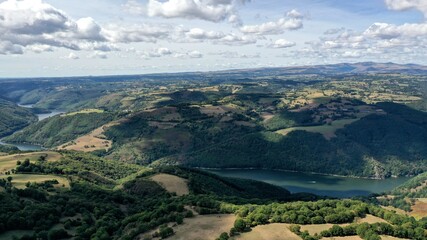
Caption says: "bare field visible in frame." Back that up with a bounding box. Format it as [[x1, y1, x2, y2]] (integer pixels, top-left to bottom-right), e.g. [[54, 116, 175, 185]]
[[150, 173, 189, 196], [381, 236, 410, 240], [170, 214, 235, 240], [410, 200, 427, 219], [59, 122, 118, 152], [0, 151, 61, 174], [381, 206, 407, 216], [138, 214, 235, 240], [235, 223, 300, 240], [3, 174, 70, 189], [199, 105, 227, 116], [301, 215, 386, 235], [301, 224, 348, 235], [62, 108, 104, 117], [323, 236, 362, 240], [354, 214, 388, 224]]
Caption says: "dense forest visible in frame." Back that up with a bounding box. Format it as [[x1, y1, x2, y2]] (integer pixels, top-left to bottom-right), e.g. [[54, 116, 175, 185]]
[[0, 99, 37, 138], [159, 102, 427, 179], [4, 112, 115, 148]]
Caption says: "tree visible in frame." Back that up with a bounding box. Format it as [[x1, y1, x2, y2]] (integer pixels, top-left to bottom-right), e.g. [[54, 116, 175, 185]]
[[216, 232, 229, 240], [234, 218, 246, 232], [159, 227, 174, 239]]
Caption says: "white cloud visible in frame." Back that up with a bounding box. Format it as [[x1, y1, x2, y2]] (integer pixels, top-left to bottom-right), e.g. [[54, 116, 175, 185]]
[[216, 33, 257, 45], [240, 10, 304, 35], [123, 0, 146, 15], [324, 27, 345, 35], [75, 17, 105, 41], [174, 50, 203, 58], [104, 24, 171, 43], [269, 39, 296, 48], [0, 41, 23, 54], [147, 0, 248, 22], [364, 22, 427, 39], [186, 28, 224, 40], [88, 51, 108, 59], [342, 51, 361, 58], [0, 0, 111, 53], [210, 50, 260, 58], [140, 47, 173, 58], [384, 0, 427, 17], [65, 52, 79, 59]]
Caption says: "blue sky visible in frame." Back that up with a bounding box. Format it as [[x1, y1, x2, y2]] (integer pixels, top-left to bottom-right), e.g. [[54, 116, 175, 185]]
[[0, 0, 426, 77]]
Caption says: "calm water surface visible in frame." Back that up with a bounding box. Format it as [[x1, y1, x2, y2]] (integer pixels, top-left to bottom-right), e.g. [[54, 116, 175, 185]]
[[208, 169, 409, 198], [0, 141, 44, 151], [0, 104, 64, 150]]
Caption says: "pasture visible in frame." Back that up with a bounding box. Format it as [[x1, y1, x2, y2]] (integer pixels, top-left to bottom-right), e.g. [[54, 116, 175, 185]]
[[276, 118, 359, 140], [5, 174, 70, 189], [0, 151, 61, 174], [150, 173, 189, 196], [235, 223, 300, 240]]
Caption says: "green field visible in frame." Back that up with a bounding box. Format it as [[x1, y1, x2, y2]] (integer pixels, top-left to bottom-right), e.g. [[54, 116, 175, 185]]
[[276, 118, 359, 140]]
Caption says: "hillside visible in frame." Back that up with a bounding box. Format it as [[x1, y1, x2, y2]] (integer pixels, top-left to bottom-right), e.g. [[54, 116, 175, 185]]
[[0, 151, 426, 240], [0, 151, 316, 240], [149, 102, 427, 179], [3, 112, 115, 148], [0, 98, 37, 138]]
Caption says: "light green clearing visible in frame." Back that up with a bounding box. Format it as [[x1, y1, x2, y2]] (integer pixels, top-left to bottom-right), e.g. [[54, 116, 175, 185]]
[[276, 118, 359, 140]]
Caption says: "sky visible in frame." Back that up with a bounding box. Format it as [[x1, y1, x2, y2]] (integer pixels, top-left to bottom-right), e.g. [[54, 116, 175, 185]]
[[0, 0, 426, 77]]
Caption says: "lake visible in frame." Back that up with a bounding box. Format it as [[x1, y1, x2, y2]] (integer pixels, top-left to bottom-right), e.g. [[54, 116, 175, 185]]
[[37, 110, 65, 121], [0, 140, 44, 151], [0, 104, 64, 150], [208, 169, 409, 198], [18, 104, 65, 121]]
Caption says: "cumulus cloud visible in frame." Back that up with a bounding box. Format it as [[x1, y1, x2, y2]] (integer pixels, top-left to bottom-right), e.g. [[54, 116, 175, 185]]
[[385, 0, 427, 17], [75, 17, 105, 41], [141, 47, 173, 58], [0, 0, 110, 53], [147, 0, 248, 22], [0, 0, 185, 55], [364, 22, 427, 39], [269, 39, 296, 48], [174, 50, 203, 59], [0, 41, 23, 54], [186, 28, 225, 40], [240, 9, 304, 35], [216, 33, 257, 45], [180, 27, 258, 45]]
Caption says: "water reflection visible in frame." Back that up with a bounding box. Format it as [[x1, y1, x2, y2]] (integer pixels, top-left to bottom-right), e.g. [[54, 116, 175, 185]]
[[208, 169, 408, 198]]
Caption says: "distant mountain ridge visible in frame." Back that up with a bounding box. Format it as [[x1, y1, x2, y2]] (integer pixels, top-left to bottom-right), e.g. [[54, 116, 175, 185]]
[[1, 62, 426, 82], [215, 62, 427, 76]]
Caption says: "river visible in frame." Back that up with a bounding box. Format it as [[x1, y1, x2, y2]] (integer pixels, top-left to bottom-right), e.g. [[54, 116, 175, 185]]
[[0, 104, 65, 150], [208, 169, 409, 198]]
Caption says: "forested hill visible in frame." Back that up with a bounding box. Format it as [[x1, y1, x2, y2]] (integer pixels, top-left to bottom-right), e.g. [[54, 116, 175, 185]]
[[0, 98, 37, 138], [4, 112, 115, 148], [157, 102, 427, 179]]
